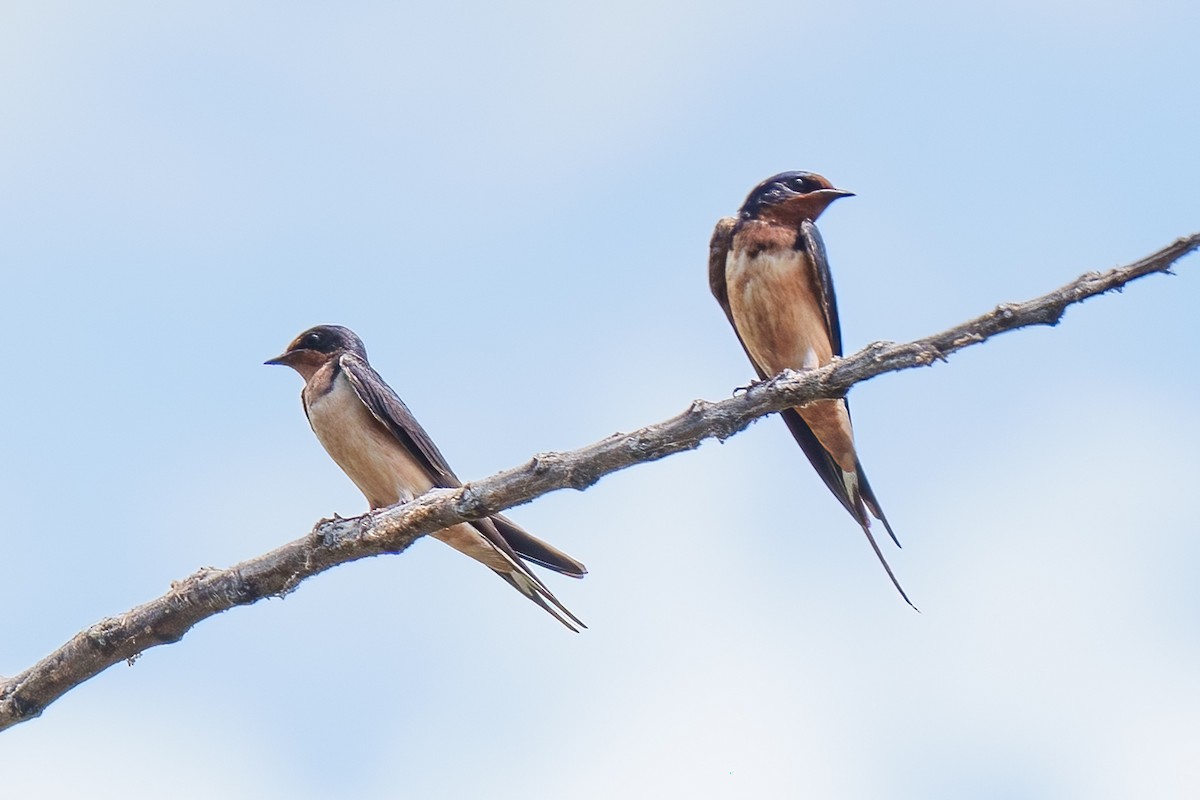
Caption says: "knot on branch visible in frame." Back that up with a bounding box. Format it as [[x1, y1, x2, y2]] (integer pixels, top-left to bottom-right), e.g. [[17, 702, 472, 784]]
[[888, 341, 946, 367], [87, 618, 123, 655], [313, 515, 360, 549], [455, 484, 491, 518], [772, 367, 839, 406], [529, 452, 559, 475], [625, 433, 656, 457], [222, 570, 258, 606], [867, 340, 896, 361], [171, 566, 220, 593], [0, 692, 39, 722], [768, 367, 800, 388], [758, 367, 801, 403]]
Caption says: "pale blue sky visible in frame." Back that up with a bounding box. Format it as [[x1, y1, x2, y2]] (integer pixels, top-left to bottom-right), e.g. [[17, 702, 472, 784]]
[[2, 2, 1198, 798]]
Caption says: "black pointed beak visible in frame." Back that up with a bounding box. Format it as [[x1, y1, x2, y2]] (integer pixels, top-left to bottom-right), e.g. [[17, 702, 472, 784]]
[[264, 354, 290, 366]]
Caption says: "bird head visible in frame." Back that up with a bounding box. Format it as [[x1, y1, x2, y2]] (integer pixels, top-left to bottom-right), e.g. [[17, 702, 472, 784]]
[[738, 171, 854, 225], [265, 324, 367, 378]]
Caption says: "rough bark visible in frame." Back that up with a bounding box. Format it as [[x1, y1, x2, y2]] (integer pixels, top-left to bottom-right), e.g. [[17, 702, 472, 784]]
[[1, 232, 1196, 732]]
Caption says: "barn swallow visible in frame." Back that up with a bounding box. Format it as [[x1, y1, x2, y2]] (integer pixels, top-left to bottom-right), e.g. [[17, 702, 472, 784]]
[[708, 171, 913, 607], [266, 325, 587, 630]]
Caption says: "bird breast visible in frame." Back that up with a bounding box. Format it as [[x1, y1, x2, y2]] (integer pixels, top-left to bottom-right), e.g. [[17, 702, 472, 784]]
[[725, 244, 833, 376], [305, 372, 434, 509]]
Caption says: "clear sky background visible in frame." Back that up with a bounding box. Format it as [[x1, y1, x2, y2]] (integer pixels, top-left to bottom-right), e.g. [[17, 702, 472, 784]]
[[2, 2, 1198, 798]]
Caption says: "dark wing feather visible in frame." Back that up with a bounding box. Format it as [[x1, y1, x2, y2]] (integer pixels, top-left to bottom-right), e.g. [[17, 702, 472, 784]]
[[710, 217, 769, 377], [778, 408, 859, 518], [799, 219, 843, 357], [491, 513, 588, 578], [340, 353, 590, 581], [708, 216, 738, 327], [338, 353, 461, 489]]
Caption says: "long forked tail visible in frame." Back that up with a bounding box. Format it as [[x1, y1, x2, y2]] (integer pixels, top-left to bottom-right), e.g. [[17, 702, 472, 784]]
[[434, 519, 586, 631], [854, 516, 916, 610], [858, 466, 900, 548], [844, 468, 916, 610], [494, 568, 587, 632], [778, 407, 914, 607], [486, 517, 586, 630]]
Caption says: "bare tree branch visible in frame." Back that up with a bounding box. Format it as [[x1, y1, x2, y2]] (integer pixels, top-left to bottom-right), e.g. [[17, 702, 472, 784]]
[[2, 233, 1196, 732]]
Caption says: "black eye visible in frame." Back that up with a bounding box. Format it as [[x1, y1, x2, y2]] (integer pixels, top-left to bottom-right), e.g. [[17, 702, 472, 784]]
[[304, 332, 322, 347], [789, 177, 816, 192]]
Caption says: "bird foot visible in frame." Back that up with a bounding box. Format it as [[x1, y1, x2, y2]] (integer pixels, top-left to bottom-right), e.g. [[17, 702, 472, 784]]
[[733, 379, 765, 396]]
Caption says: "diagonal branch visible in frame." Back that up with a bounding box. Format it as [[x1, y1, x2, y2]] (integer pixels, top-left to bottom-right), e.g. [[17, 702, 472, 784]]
[[2, 232, 1197, 732]]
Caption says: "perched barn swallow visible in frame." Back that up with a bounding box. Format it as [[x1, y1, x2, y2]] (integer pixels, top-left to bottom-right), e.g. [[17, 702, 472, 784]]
[[709, 171, 912, 607], [266, 325, 587, 630]]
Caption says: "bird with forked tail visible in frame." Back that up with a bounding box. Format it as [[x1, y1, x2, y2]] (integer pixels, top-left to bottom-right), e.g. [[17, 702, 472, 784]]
[[708, 171, 914, 608], [267, 324, 587, 630]]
